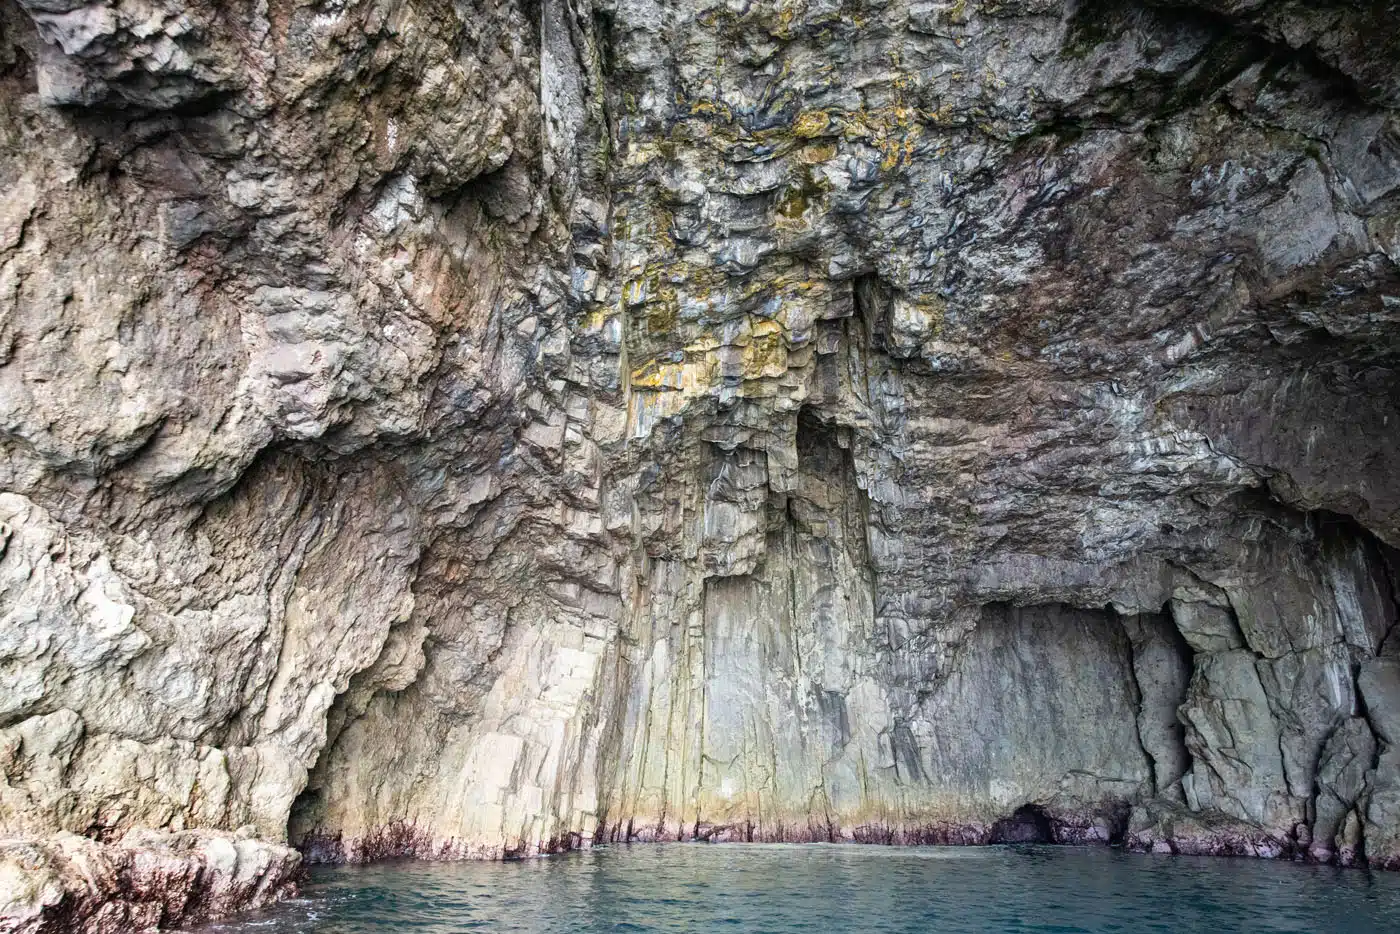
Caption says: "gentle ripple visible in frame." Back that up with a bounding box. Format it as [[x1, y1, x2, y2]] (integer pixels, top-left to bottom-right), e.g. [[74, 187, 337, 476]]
[[194, 843, 1400, 933]]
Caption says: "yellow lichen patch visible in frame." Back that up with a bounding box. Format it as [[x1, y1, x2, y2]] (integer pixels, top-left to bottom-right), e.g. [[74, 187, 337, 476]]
[[882, 126, 923, 172], [629, 358, 670, 389], [689, 97, 736, 122], [642, 285, 680, 335], [837, 101, 924, 173], [621, 141, 669, 169], [773, 163, 832, 231], [914, 293, 948, 321], [627, 260, 728, 336], [625, 356, 718, 438], [685, 332, 722, 356], [922, 103, 957, 127], [746, 318, 786, 340], [580, 308, 614, 333], [622, 277, 650, 308], [771, 2, 798, 39], [886, 103, 920, 130], [734, 270, 828, 307], [740, 319, 790, 380], [792, 110, 833, 139], [629, 357, 711, 392], [774, 185, 811, 224], [796, 141, 838, 164]]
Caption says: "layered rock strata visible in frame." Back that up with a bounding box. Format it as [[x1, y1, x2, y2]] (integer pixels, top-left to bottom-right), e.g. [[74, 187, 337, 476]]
[[1, 0, 1399, 928]]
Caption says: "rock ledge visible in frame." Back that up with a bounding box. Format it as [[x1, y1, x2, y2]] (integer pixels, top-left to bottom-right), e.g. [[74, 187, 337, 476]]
[[0, 830, 300, 934]]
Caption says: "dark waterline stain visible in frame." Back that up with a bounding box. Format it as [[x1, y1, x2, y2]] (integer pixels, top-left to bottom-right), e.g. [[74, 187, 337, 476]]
[[194, 843, 1400, 934]]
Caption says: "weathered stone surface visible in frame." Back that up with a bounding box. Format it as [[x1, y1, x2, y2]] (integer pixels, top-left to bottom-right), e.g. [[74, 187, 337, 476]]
[[1124, 800, 1294, 860], [1, 0, 1399, 926], [1311, 716, 1375, 865], [1121, 612, 1193, 801], [1360, 658, 1400, 868], [0, 829, 299, 933]]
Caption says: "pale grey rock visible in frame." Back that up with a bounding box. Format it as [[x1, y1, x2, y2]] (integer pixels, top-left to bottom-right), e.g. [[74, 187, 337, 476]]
[[1121, 612, 1193, 800], [1311, 717, 1375, 865], [1360, 658, 1400, 868], [1170, 601, 1244, 654], [0, 829, 299, 933], [1, 0, 1399, 926], [1179, 649, 1293, 829]]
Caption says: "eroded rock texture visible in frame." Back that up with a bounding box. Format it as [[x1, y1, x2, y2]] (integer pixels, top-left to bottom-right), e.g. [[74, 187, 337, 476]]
[[1, 0, 1399, 926], [0, 830, 299, 934]]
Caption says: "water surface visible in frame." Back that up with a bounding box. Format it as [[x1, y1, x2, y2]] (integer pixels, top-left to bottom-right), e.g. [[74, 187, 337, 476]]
[[198, 843, 1400, 933]]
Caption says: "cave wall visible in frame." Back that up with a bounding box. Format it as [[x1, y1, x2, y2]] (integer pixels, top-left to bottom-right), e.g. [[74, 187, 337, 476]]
[[2, 0, 1400, 917]]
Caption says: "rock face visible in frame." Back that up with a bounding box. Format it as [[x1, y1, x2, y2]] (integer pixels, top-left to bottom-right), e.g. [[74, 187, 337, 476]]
[[1, 0, 1398, 925], [0, 830, 300, 934]]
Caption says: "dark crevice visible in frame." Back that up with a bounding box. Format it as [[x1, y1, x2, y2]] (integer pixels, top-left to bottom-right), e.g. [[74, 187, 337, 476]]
[[852, 275, 891, 353], [1376, 540, 1400, 656], [1354, 684, 1387, 824], [1060, 2, 1271, 121], [1119, 610, 1161, 798], [890, 721, 927, 785], [990, 804, 1056, 844], [1146, 0, 1395, 108], [451, 156, 537, 225], [593, 9, 616, 79], [1159, 612, 1197, 794], [0, 18, 34, 92], [1105, 802, 1134, 846], [1121, 606, 1195, 799], [1314, 509, 1400, 653], [1070, 0, 1391, 112]]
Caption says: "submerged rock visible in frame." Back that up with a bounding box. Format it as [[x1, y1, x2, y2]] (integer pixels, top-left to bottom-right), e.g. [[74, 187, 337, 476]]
[[0, 0, 1398, 926]]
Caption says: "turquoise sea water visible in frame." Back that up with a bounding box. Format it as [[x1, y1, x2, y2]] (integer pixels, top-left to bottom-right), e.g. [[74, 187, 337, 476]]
[[196, 843, 1400, 933]]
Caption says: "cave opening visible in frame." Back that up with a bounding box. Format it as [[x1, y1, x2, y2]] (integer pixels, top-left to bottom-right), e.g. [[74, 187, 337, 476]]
[[989, 804, 1056, 844]]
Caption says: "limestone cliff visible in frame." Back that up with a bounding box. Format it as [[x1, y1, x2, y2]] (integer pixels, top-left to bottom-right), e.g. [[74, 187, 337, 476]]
[[1, 0, 1399, 927]]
